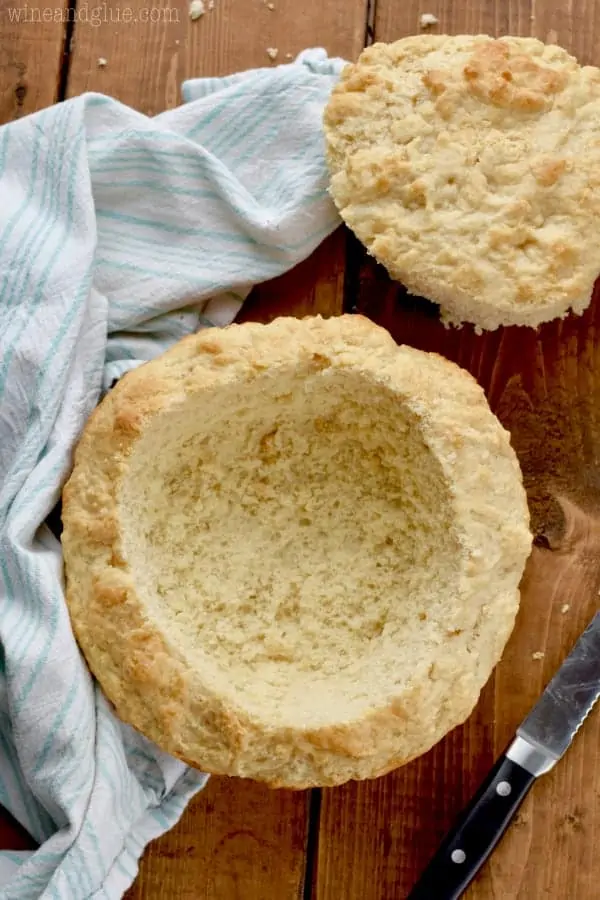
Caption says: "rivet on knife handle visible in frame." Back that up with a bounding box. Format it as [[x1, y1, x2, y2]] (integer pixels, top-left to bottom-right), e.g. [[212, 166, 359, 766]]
[[407, 612, 600, 900], [406, 752, 535, 900]]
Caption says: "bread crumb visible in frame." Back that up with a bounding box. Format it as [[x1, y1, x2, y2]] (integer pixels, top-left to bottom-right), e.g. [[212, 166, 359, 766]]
[[532, 651, 545, 660], [97, 57, 107, 67], [266, 47, 279, 61], [267, 1, 275, 8], [175, 39, 180, 45], [561, 603, 570, 614], [189, 0, 205, 20], [419, 13, 439, 28], [208, 0, 214, 7], [285, 52, 293, 59]]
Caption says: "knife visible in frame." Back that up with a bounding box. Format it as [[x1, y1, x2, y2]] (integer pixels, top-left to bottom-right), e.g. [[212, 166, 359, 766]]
[[407, 612, 600, 900]]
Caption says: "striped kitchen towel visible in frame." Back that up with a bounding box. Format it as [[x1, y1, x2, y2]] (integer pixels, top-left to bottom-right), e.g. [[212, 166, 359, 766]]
[[0, 48, 344, 899]]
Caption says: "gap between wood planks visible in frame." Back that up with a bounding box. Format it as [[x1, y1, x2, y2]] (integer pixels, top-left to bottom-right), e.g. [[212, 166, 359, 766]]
[[342, 2, 376, 317], [55, 0, 77, 100], [302, 5, 375, 894], [302, 789, 323, 900]]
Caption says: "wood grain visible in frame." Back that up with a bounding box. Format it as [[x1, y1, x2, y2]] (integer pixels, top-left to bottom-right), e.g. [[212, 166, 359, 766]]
[[128, 776, 310, 900], [238, 227, 347, 325], [374, 0, 600, 68], [0, 0, 67, 122], [315, 4, 600, 899], [66, 0, 367, 113]]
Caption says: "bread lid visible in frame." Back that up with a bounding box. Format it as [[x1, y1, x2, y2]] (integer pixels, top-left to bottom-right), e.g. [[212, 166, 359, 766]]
[[324, 35, 600, 329], [62, 315, 531, 787]]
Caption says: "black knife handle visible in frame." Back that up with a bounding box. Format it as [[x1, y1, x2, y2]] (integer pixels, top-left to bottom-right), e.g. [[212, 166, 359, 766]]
[[407, 754, 535, 900]]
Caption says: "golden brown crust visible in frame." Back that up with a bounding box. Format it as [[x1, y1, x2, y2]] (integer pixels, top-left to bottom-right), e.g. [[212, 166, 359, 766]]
[[62, 315, 531, 787], [324, 35, 600, 330]]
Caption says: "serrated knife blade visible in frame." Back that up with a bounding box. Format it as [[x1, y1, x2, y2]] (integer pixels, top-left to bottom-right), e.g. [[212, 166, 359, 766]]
[[511, 611, 600, 773], [408, 612, 600, 900]]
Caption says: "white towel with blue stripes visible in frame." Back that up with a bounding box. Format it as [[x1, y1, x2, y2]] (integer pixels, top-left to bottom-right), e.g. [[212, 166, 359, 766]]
[[0, 48, 344, 899]]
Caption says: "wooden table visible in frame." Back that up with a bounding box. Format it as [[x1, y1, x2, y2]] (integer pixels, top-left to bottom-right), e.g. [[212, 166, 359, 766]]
[[2, 1, 600, 897]]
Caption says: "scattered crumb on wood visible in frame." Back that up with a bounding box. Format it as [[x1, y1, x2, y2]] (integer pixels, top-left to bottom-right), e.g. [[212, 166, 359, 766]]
[[285, 52, 293, 59], [175, 39, 180, 45], [97, 57, 107, 67], [266, 47, 279, 61], [561, 603, 570, 614], [419, 13, 439, 28], [532, 651, 545, 660], [189, 0, 205, 20], [208, 0, 214, 7], [267, 2, 275, 8]]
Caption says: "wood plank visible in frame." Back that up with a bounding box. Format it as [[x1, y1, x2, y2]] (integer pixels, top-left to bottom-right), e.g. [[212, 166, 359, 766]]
[[62, 2, 369, 898], [66, 0, 366, 113], [128, 776, 310, 900], [316, 4, 600, 899], [238, 227, 347, 325], [318, 267, 600, 899], [0, 0, 67, 122], [375, 0, 600, 67]]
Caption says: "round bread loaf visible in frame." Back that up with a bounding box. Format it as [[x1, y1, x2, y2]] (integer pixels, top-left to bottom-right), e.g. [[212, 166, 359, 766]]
[[62, 315, 531, 787], [324, 35, 600, 330]]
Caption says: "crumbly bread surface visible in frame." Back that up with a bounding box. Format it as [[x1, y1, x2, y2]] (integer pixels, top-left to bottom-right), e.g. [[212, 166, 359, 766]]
[[324, 35, 600, 330], [62, 315, 531, 787]]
